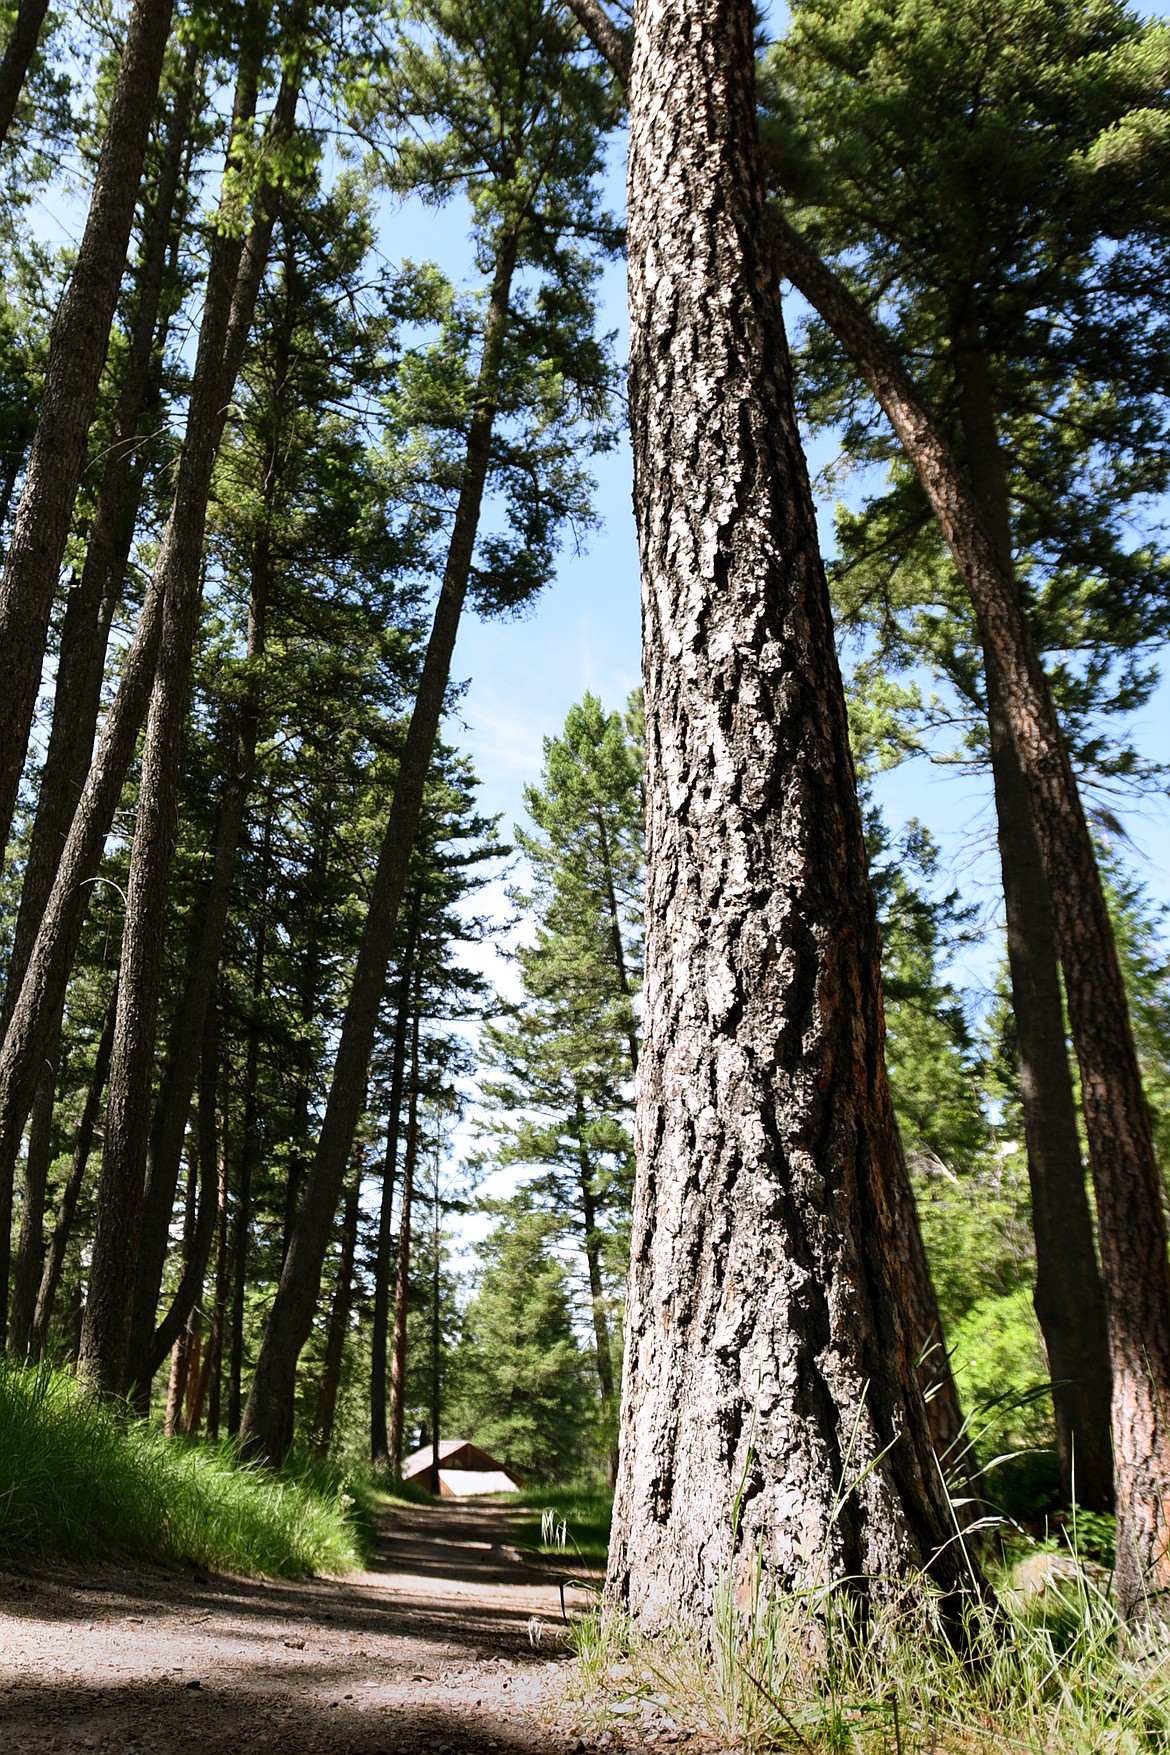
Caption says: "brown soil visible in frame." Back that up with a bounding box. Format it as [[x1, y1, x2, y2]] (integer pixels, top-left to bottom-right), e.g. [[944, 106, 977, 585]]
[[0, 1500, 656, 1755]]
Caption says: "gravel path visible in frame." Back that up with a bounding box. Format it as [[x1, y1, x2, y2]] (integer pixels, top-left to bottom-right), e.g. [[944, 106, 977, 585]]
[[0, 1501, 624, 1754]]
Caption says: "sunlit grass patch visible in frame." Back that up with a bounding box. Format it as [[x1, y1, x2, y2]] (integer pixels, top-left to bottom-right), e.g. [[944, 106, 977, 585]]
[[0, 1361, 369, 1577], [511, 1484, 612, 1570]]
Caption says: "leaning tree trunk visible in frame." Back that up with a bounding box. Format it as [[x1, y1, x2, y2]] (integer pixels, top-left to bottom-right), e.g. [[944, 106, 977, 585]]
[[29, 987, 116, 1358], [0, 0, 51, 148], [771, 208, 1169, 1620], [4, 43, 200, 1027], [125, 516, 271, 1401], [957, 347, 1113, 1513], [607, 0, 980, 1633], [80, 59, 302, 1398], [0, 0, 175, 861], [240, 222, 522, 1467]]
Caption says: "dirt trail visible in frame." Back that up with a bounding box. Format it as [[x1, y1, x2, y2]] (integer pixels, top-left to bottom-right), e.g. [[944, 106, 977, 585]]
[[0, 1500, 634, 1754]]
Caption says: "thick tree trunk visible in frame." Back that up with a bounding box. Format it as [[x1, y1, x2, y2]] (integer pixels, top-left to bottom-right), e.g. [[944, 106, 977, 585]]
[[81, 60, 302, 1397], [240, 224, 521, 1467], [0, 0, 175, 860], [312, 1170, 362, 1457], [771, 210, 1168, 1618], [29, 989, 116, 1358], [957, 349, 1114, 1513], [607, 0, 978, 1632], [0, 0, 51, 148], [388, 1018, 422, 1474], [370, 901, 420, 1469]]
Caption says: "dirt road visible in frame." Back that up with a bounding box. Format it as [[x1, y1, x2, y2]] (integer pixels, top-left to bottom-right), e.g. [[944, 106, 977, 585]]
[[0, 1501, 640, 1754]]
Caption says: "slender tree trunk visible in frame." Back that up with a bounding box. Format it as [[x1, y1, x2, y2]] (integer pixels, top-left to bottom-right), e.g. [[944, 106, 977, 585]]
[[201, 1057, 231, 1442], [388, 1016, 421, 1473], [957, 348, 1114, 1513], [126, 518, 271, 1398], [312, 1169, 362, 1456], [183, 1028, 221, 1439], [81, 57, 303, 1397], [0, 0, 50, 149], [29, 989, 116, 1358], [594, 811, 639, 1076], [0, 0, 175, 860], [163, 1148, 201, 1436], [429, 1173, 441, 1497], [370, 897, 420, 1469], [6, 1012, 60, 1351], [136, 1003, 222, 1388], [4, 44, 200, 1028], [574, 1091, 618, 1485], [606, 0, 978, 1631], [771, 208, 1167, 1618], [228, 813, 273, 1437], [241, 222, 523, 1467]]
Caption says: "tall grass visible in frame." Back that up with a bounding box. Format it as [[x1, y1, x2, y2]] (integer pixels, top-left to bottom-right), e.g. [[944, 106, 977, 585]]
[[570, 1547, 1170, 1752], [0, 1361, 371, 1577]]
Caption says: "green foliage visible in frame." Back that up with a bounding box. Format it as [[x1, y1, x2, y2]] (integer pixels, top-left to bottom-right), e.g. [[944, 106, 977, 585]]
[[478, 692, 643, 1466], [0, 1362, 367, 1575], [446, 1192, 595, 1483], [768, 0, 1170, 787]]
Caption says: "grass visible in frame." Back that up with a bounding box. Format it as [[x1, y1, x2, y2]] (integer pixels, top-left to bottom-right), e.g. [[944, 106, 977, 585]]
[[510, 1484, 612, 1571], [0, 1360, 373, 1577], [567, 1540, 1170, 1754]]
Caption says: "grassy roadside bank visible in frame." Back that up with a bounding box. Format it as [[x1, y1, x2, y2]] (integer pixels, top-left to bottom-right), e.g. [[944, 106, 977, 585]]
[[0, 1362, 375, 1577]]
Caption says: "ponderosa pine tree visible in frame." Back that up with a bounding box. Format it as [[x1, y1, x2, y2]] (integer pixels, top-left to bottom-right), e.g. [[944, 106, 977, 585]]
[[0, 0, 175, 864], [759, 1, 1170, 1599], [240, 0, 618, 1464], [571, 0, 981, 1629], [80, 5, 315, 1396]]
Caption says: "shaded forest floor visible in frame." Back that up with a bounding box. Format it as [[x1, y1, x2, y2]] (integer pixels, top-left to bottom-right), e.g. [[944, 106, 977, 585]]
[[0, 1500, 679, 1754]]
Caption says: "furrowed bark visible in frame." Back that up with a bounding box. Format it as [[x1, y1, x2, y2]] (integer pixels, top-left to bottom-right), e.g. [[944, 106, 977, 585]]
[[771, 206, 1169, 1619], [81, 57, 303, 1397], [240, 224, 522, 1467], [0, 0, 175, 859], [608, 0, 979, 1631], [0, 0, 51, 148]]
